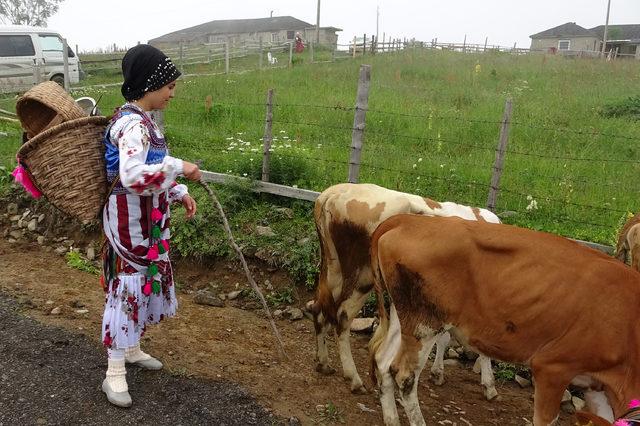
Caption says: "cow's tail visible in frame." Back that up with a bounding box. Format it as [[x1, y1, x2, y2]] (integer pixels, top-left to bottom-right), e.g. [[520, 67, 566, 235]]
[[368, 222, 392, 386]]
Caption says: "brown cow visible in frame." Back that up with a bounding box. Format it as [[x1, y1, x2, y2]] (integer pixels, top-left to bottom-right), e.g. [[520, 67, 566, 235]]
[[369, 215, 640, 426], [616, 212, 640, 271], [312, 183, 500, 396]]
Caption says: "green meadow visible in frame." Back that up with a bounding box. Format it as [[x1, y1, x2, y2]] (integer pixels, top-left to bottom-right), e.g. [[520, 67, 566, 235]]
[[1, 48, 639, 284]]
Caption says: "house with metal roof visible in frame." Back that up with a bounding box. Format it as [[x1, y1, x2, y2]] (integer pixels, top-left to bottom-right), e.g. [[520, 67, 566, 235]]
[[149, 16, 341, 49], [530, 22, 640, 58]]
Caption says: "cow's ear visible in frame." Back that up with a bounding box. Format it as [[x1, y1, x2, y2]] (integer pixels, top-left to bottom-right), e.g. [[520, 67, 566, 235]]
[[575, 411, 612, 426]]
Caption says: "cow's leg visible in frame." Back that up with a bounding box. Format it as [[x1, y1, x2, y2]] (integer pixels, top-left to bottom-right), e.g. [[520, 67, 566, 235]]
[[477, 354, 498, 400], [336, 286, 371, 393], [373, 305, 403, 426], [398, 332, 438, 426], [430, 331, 449, 386], [313, 309, 335, 375], [531, 366, 571, 426]]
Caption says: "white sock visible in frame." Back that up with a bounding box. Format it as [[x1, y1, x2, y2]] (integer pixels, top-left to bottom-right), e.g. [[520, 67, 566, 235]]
[[125, 343, 152, 363], [105, 349, 128, 392]]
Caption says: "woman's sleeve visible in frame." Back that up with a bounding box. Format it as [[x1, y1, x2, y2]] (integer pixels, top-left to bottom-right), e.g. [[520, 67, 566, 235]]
[[114, 119, 184, 195], [168, 182, 189, 203]]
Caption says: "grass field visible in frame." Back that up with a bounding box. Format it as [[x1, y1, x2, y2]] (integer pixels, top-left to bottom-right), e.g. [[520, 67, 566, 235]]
[[1, 48, 640, 282]]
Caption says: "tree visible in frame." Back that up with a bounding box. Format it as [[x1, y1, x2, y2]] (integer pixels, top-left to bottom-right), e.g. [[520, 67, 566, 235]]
[[0, 0, 64, 27]]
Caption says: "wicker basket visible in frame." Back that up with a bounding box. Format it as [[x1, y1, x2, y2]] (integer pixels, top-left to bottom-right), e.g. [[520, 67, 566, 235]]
[[16, 81, 86, 138], [17, 115, 110, 223]]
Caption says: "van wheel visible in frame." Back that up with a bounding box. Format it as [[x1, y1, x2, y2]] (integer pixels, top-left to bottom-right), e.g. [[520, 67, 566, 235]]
[[51, 75, 65, 87]]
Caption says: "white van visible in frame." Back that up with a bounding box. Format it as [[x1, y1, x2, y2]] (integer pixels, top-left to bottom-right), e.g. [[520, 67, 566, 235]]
[[0, 25, 82, 93]]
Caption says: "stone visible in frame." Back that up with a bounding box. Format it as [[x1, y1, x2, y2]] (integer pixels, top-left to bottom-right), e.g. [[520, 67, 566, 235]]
[[514, 374, 531, 388], [264, 279, 273, 290], [273, 309, 284, 319], [286, 307, 304, 321], [462, 348, 479, 361], [27, 218, 37, 231], [443, 359, 460, 367], [7, 203, 18, 215], [350, 317, 376, 333], [50, 307, 61, 315], [37, 213, 45, 223], [86, 247, 96, 261], [571, 396, 586, 411], [63, 239, 75, 247], [7, 238, 16, 243], [447, 348, 460, 359], [55, 246, 67, 255], [75, 309, 89, 314], [37, 236, 45, 245], [288, 416, 302, 426], [227, 290, 242, 300], [21, 209, 31, 219], [256, 226, 276, 237], [9, 230, 22, 239], [45, 300, 54, 305], [498, 210, 518, 218], [561, 400, 575, 415], [562, 389, 572, 402], [193, 290, 225, 307], [274, 207, 294, 219]]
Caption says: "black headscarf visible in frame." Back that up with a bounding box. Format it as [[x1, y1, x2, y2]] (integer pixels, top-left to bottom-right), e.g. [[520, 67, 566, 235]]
[[121, 44, 181, 101]]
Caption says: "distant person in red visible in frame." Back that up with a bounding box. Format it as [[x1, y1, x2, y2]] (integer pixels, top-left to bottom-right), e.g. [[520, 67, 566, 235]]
[[295, 32, 304, 53]]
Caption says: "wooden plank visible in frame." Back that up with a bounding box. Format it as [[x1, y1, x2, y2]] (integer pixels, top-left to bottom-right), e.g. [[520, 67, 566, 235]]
[[201, 171, 320, 201]]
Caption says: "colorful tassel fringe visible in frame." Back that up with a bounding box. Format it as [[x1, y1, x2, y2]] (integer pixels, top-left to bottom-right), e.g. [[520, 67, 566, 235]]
[[11, 165, 42, 199]]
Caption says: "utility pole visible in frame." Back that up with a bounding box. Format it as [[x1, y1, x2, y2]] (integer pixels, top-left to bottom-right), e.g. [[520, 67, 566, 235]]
[[316, 0, 321, 44], [601, 0, 611, 55]]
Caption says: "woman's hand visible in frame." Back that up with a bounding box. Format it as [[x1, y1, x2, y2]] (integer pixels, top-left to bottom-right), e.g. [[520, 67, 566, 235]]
[[182, 161, 202, 182], [181, 194, 197, 219]]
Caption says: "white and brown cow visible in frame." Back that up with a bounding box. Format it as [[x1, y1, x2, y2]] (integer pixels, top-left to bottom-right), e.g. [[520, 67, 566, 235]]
[[369, 214, 640, 426], [312, 183, 499, 396]]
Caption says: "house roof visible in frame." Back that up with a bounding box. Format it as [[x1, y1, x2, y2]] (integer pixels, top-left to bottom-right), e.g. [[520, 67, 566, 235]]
[[150, 16, 339, 43], [530, 22, 596, 39], [589, 24, 640, 41]]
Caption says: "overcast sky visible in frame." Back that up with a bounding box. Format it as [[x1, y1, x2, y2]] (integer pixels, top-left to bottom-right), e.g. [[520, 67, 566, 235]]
[[48, 0, 639, 53]]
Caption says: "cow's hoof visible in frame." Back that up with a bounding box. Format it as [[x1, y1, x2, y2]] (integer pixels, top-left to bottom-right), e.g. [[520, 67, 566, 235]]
[[315, 364, 336, 375], [430, 371, 445, 386], [350, 384, 368, 394], [485, 387, 499, 401]]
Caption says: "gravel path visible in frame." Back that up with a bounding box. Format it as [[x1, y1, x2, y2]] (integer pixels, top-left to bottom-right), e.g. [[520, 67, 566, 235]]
[[0, 293, 277, 426]]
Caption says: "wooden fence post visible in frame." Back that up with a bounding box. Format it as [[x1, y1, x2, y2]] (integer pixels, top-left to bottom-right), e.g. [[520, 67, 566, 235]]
[[259, 37, 263, 69], [225, 38, 230, 74], [486, 98, 513, 212], [310, 41, 314, 63], [363, 34, 367, 56], [289, 42, 293, 67], [352, 36, 357, 58], [262, 89, 274, 182], [62, 38, 70, 91], [348, 65, 371, 183]]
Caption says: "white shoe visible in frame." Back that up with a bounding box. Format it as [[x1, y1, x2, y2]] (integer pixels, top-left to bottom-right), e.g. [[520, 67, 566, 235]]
[[102, 378, 132, 408], [125, 344, 163, 370], [102, 357, 132, 408]]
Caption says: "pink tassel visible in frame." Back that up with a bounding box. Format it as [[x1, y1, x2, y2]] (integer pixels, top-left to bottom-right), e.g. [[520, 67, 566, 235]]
[[147, 244, 159, 260], [11, 165, 42, 199], [629, 399, 640, 408], [142, 280, 152, 296], [151, 208, 163, 223], [160, 239, 169, 253], [614, 420, 630, 426]]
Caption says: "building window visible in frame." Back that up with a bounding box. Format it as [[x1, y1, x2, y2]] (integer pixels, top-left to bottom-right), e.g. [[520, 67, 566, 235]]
[[287, 31, 295, 40], [558, 40, 570, 50], [271, 32, 278, 43]]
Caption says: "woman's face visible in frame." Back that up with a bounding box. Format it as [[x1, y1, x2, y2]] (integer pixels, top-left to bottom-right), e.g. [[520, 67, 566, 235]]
[[142, 80, 177, 110]]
